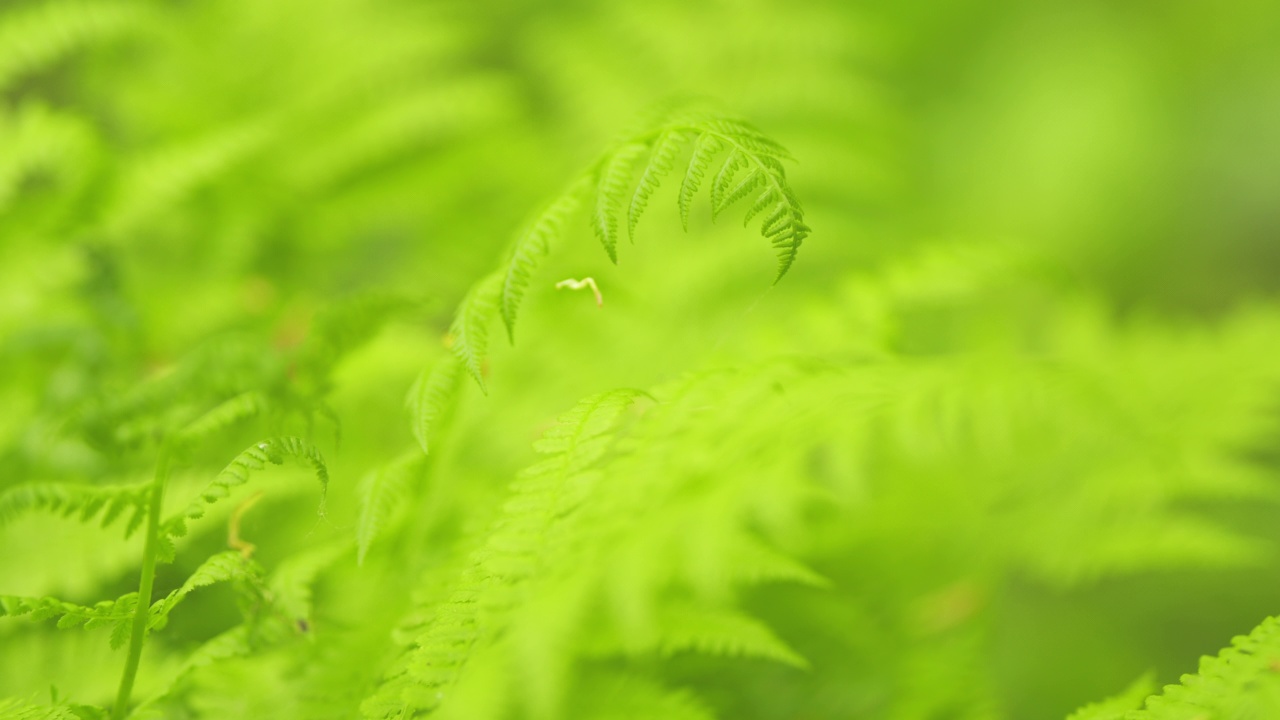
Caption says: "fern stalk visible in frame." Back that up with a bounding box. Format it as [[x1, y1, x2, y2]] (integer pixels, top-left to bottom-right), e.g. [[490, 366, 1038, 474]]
[[112, 447, 171, 720]]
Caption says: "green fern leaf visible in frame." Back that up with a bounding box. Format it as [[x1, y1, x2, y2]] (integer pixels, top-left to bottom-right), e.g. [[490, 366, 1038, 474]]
[[708, 148, 746, 219], [0, 481, 151, 538], [677, 133, 724, 231], [406, 356, 462, 455], [499, 176, 593, 342], [592, 142, 648, 263], [147, 551, 262, 631], [627, 128, 690, 242], [356, 452, 423, 565], [654, 603, 808, 668], [0, 592, 138, 648], [364, 390, 646, 718], [450, 270, 503, 393], [163, 436, 328, 540], [1123, 615, 1280, 719]]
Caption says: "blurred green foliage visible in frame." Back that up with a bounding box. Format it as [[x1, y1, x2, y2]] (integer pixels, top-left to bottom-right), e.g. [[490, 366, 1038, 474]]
[[1, 0, 1279, 718]]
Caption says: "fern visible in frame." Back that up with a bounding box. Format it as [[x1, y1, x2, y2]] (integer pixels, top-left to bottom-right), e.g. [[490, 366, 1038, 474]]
[[677, 132, 723, 231], [0, 480, 152, 538], [0, 592, 137, 647], [146, 551, 262, 631], [163, 436, 328, 541], [499, 177, 595, 342], [406, 356, 462, 455], [356, 451, 424, 564], [449, 271, 503, 393], [363, 389, 649, 718], [1128, 616, 1280, 719], [429, 110, 805, 394], [592, 142, 649, 263], [627, 128, 691, 242]]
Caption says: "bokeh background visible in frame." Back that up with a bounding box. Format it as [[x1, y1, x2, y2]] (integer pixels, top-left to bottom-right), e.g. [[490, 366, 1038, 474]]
[[1, 1, 1278, 718]]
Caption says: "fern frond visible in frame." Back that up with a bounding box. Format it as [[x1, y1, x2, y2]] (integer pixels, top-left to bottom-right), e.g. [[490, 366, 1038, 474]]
[[364, 390, 646, 718], [0, 480, 152, 538], [592, 142, 648, 263], [677, 132, 724, 231], [1123, 615, 1280, 718], [492, 110, 806, 357], [0, 0, 147, 94], [406, 356, 462, 455], [147, 551, 262, 631], [163, 436, 328, 541], [730, 536, 829, 588], [627, 128, 690, 242], [356, 452, 424, 564], [0, 592, 135, 630], [449, 271, 503, 393], [499, 176, 594, 342], [653, 603, 808, 667]]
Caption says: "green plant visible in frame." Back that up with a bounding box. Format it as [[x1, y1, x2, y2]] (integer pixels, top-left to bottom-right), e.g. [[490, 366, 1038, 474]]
[[2, 1, 1279, 719]]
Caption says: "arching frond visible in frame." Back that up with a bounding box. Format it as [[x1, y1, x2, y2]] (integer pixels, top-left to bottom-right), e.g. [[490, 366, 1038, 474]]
[[163, 437, 328, 541], [147, 552, 262, 631], [495, 111, 806, 346]]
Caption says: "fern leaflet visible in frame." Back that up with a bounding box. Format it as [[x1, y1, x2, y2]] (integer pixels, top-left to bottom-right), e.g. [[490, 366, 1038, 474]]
[[356, 452, 424, 564], [0, 480, 152, 538], [406, 356, 462, 455], [449, 271, 503, 393], [163, 436, 328, 541]]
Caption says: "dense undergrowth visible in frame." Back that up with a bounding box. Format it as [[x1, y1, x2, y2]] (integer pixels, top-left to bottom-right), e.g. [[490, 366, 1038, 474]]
[[2, 1, 1279, 719]]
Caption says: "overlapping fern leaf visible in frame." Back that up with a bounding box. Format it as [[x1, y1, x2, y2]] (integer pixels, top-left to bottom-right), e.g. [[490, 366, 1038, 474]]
[[364, 365, 836, 719]]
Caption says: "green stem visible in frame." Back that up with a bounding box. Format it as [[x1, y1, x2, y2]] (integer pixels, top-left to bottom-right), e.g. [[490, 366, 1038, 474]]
[[112, 447, 170, 720]]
